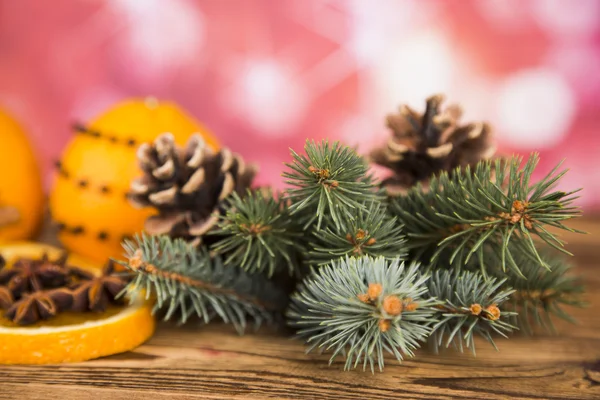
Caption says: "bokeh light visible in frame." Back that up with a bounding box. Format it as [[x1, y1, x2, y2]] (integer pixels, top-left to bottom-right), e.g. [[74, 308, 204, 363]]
[[0, 0, 598, 209]]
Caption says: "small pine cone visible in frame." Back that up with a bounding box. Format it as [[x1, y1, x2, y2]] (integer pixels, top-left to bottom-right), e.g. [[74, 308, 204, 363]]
[[129, 133, 257, 245], [370, 94, 496, 195]]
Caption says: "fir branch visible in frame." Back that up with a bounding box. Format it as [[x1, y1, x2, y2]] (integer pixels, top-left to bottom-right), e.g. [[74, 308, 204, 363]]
[[427, 270, 516, 354], [496, 249, 585, 335], [118, 234, 288, 333], [307, 200, 407, 266], [287, 256, 439, 372], [283, 140, 378, 230], [391, 154, 582, 276], [210, 190, 304, 277]]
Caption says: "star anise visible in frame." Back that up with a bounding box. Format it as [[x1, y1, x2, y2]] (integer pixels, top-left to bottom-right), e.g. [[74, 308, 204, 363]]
[[70, 260, 128, 312], [5, 288, 73, 325], [0, 286, 14, 309], [0, 253, 70, 298]]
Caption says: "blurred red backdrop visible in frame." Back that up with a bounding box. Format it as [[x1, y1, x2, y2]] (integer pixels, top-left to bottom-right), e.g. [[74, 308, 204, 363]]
[[1, 0, 599, 209]]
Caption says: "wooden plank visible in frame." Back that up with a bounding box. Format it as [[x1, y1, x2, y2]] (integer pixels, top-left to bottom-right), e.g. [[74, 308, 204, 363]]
[[2, 219, 599, 399]]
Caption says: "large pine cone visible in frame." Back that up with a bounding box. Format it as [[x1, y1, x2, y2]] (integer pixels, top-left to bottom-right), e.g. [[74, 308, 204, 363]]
[[370, 94, 496, 195], [129, 133, 257, 245]]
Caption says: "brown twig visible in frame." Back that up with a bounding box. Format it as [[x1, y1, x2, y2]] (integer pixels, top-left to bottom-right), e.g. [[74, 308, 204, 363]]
[[127, 250, 280, 311], [0, 206, 20, 228]]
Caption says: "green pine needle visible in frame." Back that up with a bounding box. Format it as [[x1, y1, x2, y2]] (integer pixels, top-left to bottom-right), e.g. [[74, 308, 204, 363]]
[[283, 139, 378, 231], [117, 234, 288, 334], [210, 190, 305, 277], [287, 256, 439, 372], [427, 269, 517, 355], [391, 154, 582, 276], [307, 200, 407, 266], [497, 249, 586, 335]]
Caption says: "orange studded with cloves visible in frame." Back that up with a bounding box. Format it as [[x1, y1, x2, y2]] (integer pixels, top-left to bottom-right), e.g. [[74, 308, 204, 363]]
[[49, 98, 219, 265]]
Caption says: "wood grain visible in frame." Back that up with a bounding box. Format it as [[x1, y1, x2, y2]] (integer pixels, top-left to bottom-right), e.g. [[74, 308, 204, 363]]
[[2, 218, 599, 399]]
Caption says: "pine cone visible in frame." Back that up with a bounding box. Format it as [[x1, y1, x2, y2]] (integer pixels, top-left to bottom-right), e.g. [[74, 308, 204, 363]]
[[129, 133, 257, 246], [370, 94, 496, 195]]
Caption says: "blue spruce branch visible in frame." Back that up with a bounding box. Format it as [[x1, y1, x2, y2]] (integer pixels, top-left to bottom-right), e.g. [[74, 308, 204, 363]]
[[117, 234, 288, 334], [287, 256, 439, 372]]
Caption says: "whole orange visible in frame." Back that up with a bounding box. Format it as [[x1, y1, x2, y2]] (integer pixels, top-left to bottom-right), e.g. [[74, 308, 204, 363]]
[[49, 98, 219, 264], [0, 108, 44, 241]]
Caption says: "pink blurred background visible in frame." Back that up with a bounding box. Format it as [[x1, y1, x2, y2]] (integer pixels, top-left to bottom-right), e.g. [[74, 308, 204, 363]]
[[1, 0, 599, 210]]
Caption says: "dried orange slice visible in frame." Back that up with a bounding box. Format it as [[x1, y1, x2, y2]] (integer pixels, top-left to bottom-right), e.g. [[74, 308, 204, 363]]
[[0, 242, 155, 364]]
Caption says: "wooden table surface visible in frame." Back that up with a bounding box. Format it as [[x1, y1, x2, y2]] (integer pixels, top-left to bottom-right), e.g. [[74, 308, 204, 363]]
[[1, 219, 599, 400]]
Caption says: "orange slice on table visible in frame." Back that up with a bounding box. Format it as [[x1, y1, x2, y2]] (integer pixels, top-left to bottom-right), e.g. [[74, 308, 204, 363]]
[[0, 242, 155, 365]]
